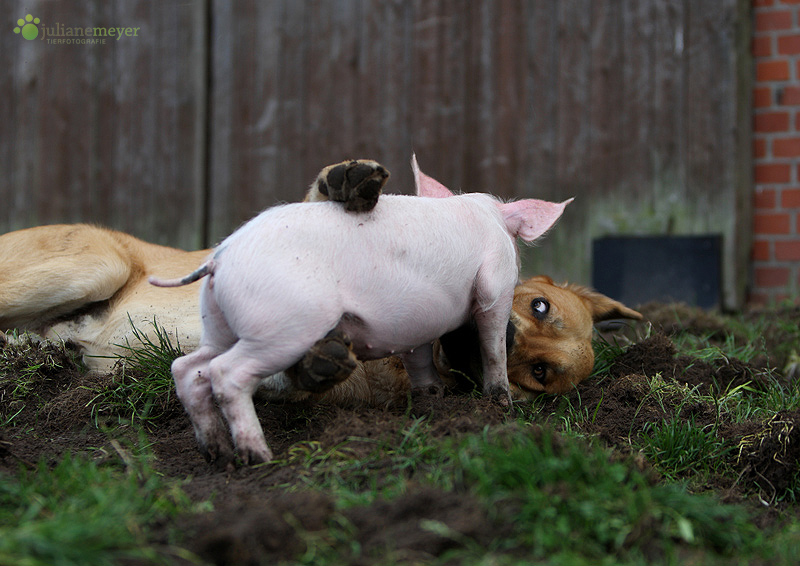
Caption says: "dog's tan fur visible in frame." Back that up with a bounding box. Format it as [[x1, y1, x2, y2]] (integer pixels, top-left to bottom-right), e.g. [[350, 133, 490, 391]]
[[0, 224, 640, 404]]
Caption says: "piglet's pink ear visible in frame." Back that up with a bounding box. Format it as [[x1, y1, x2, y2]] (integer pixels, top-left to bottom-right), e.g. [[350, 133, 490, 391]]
[[498, 198, 573, 242], [412, 154, 454, 198]]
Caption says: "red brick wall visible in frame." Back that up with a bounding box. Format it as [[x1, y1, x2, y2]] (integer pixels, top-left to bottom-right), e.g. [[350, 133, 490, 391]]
[[752, 0, 800, 304]]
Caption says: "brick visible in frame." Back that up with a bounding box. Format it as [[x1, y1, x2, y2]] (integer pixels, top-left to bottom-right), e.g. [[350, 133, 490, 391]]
[[782, 188, 800, 206], [755, 163, 792, 183], [783, 85, 800, 104], [775, 241, 800, 260], [754, 111, 790, 132], [757, 60, 790, 81], [773, 137, 800, 156], [752, 240, 772, 261], [755, 266, 791, 287], [753, 35, 773, 57], [756, 11, 793, 32], [779, 34, 800, 54], [755, 187, 777, 208], [755, 137, 768, 158], [754, 212, 792, 233], [754, 87, 773, 107]]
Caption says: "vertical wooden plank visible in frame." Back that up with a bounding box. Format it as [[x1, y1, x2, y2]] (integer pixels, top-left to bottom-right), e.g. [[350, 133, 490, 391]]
[[274, 0, 309, 200], [434, 0, 468, 192], [522, 0, 559, 200], [410, 0, 448, 184], [303, 0, 368, 162], [105, 0, 206, 248], [650, 0, 686, 197], [555, 0, 592, 191], [618, 0, 655, 199], [45, 3, 93, 224], [375, 0, 414, 193], [588, 0, 625, 193], [1, 0, 42, 231], [493, 0, 525, 199], [208, 0, 282, 243]]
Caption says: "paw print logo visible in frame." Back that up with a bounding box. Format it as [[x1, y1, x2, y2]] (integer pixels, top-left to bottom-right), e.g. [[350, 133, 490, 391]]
[[13, 14, 40, 40]]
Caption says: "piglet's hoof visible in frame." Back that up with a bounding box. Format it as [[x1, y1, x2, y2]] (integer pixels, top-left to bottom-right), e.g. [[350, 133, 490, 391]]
[[289, 329, 358, 394], [201, 436, 236, 472], [314, 159, 389, 213], [485, 384, 512, 408]]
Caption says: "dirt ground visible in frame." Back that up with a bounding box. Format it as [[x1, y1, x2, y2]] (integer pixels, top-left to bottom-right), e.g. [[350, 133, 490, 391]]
[[2, 302, 800, 565]]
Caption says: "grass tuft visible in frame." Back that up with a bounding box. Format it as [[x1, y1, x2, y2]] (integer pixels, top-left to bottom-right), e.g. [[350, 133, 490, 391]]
[[87, 317, 183, 429], [638, 418, 731, 480]]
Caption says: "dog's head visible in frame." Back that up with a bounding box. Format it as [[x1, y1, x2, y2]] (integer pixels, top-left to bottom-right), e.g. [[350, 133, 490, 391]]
[[438, 275, 641, 398], [506, 276, 641, 396]]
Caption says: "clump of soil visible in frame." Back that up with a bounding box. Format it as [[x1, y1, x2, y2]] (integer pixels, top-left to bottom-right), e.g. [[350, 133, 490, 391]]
[[0, 334, 89, 431], [733, 409, 800, 501], [609, 333, 775, 394], [182, 486, 491, 566]]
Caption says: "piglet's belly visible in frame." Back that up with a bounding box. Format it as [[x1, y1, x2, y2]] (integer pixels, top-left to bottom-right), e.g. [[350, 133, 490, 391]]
[[336, 308, 469, 360]]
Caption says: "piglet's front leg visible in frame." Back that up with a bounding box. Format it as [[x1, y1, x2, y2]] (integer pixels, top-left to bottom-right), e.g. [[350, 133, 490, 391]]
[[400, 343, 445, 397], [473, 301, 513, 407]]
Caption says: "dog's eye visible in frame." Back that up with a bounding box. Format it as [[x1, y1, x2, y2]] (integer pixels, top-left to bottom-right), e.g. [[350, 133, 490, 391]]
[[531, 298, 550, 320], [531, 363, 547, 385]]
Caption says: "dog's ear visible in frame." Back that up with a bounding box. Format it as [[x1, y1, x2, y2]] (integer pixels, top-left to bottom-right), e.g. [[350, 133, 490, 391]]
[[564, 283, 643, 323]]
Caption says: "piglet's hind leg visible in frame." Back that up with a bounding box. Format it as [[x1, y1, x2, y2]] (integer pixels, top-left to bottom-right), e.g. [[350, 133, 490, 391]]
[[172, 346, 235, 467], [208, 348, 280, 465]]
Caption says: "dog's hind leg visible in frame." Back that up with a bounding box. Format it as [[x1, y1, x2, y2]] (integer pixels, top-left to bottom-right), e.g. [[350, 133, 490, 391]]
[[0, 225, 131, 330]]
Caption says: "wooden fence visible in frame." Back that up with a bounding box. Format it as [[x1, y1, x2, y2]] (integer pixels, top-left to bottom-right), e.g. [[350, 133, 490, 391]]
[[0, 0, 752, 308]]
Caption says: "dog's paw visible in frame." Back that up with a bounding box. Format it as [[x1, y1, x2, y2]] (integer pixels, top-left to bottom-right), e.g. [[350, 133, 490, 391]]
[[313, 159, 389, 212], [289, 329, 358, 393]]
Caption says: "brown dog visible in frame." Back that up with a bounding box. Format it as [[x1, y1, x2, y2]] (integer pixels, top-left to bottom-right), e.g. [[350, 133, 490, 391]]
[[0, 163, 640, 403]]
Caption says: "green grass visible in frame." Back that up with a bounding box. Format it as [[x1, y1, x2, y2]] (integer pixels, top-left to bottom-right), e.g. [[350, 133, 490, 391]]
[[0, 450, 195, 566], [638, 418, 731, 480], [455, 426, 756, 563], [87, 317, 183, 428]]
